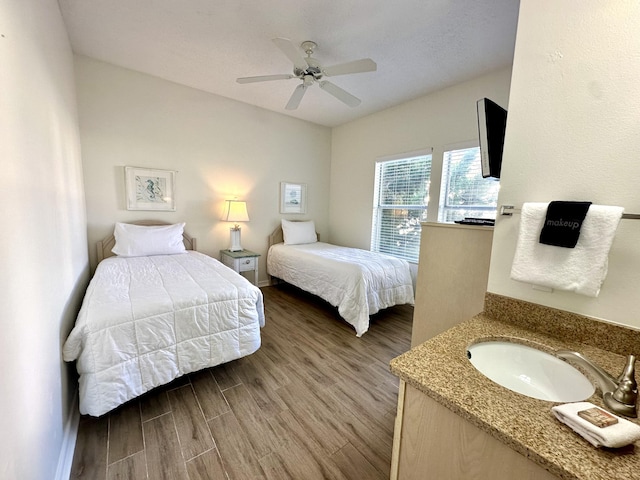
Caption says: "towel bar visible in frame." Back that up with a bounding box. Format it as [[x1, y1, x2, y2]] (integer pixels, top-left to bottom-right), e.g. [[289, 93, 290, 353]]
[[500, 205, 640, 220]]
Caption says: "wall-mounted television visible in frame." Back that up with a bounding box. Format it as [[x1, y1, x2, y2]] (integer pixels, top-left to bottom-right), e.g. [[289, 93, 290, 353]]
[[476, 98, 507, 179]]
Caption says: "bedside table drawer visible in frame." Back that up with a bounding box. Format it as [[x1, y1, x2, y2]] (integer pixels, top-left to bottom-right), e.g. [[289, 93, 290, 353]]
[[237, 257, 256, 271], [219, 249, 260, 286]]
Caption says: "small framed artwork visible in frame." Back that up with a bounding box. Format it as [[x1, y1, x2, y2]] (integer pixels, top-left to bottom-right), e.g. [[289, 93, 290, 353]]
[[125, 166, 176, 211], [280, 182, 307, 214]]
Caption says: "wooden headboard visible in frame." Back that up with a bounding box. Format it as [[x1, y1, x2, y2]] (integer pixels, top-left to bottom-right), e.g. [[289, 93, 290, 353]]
[[96, 220, 197, 263], [268, 223, 319, 249]]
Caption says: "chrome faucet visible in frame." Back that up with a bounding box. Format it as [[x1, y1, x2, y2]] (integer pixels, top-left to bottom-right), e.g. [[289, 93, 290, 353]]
[[556, 350, 638, 417]]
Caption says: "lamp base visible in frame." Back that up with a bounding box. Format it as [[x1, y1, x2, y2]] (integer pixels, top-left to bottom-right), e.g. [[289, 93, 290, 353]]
[[229, 227, 243, 252]]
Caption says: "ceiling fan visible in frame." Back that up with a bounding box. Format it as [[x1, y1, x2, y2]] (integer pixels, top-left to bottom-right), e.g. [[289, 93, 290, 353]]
[[237, 38, 377, 110]]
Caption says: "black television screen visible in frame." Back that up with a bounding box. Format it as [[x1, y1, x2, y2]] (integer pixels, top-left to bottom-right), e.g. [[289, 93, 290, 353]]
[[476, 98, 507, 179]]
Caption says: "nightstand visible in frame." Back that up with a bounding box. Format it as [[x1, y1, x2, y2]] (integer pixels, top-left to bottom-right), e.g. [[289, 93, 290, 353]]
[[219, 249, 260, 286]]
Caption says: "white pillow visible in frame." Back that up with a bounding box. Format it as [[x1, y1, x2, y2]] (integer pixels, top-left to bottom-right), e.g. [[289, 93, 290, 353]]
[[281, 219, 317, 245], [112, 222, 187, 257]]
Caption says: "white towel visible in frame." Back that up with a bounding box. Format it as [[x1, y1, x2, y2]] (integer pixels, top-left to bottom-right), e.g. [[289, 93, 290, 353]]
[[551, 402, 640, 448], [510, 202, 624, 297]]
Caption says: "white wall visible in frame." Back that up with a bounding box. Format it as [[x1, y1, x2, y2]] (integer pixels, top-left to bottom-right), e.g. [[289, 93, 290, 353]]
[[488, 0, 640, 329], [329, 68, 512, 249], [76, 56, 331, 280], [0, 1, 88, 479]]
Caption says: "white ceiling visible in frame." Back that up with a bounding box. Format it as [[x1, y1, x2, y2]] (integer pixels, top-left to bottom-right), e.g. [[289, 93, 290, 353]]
[[58, 0, 520, 127]]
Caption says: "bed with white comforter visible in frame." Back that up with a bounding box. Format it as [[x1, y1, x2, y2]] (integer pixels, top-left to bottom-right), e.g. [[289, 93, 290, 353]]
[[267, 240, 414, 337], [63, 250, 264, 416]]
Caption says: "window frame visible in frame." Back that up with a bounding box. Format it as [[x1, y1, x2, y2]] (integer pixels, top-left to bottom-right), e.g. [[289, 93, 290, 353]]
[[437, 145, 500, 223], [371, 149, 432, 263]]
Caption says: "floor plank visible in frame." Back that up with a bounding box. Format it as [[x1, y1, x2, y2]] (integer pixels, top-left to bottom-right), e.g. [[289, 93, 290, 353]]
[[330, 442, 386, 480], [69, 283, 413, 480], [167, 385, 215, 461], [189, 369, 230, 421], [223, 383, 281, 457], [208, 411, 267, 479], [143, 413, 189, 480], [140, 389, 171, 423], [210, 362, 242, 391], [185, 449, 227, 480], [70, 415, 109, 480], [106, 451, 147, 480], [230, 351, 290, 418], [267, 410, 348, 480], [108, 401, 143, 464]]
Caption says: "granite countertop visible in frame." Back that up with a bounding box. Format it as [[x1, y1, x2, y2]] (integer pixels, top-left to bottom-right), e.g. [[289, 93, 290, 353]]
[[390, 313, 640, 480]]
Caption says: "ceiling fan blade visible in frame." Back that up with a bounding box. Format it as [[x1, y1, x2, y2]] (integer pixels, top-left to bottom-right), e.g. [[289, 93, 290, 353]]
[[318, 81, 361, 107], [272, 38, 309, 71], [236, 74, 294, 84], [322, 58, 377, 77], [285, 84, 307, 110]]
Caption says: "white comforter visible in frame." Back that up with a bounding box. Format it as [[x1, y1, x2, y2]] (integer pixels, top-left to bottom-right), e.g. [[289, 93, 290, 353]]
[[267, 242, 414, 336], [63, 251, 264, 416]]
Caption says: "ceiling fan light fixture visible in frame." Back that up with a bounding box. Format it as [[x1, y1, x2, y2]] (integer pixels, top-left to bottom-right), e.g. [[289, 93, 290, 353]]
[[236, 38, 375, 110], [300, 41, 317, 56]]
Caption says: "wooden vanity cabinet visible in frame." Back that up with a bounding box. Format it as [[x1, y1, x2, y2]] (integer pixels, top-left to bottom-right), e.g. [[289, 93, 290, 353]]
[[392, 382, 558, 480], [392, 222, 558, 479]]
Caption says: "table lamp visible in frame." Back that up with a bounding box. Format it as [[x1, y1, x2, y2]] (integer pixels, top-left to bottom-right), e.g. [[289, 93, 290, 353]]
[[222, 200, 249, 251]]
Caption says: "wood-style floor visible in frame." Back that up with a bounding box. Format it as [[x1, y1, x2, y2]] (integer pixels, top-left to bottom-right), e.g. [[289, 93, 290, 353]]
[[69, 283, 413, 480]]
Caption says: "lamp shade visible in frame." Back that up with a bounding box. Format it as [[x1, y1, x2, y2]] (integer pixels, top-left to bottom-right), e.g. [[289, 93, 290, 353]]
[[222, 200, 250, 223]]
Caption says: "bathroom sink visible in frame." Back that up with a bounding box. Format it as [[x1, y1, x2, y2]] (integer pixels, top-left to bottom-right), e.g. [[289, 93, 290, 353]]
[[466, 340, 595, 402]]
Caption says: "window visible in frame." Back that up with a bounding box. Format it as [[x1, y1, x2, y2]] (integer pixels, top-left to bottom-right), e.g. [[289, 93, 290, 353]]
[[437, 147, 500, 222], [371, 153, 432, 263]]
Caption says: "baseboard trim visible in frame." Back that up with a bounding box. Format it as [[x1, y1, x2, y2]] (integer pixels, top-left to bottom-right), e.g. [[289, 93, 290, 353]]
[[55, 390, 80, 480]]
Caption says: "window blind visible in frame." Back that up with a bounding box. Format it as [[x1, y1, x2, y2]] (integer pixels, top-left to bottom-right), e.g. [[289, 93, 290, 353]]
[[438, 147, 500, 222], [371, 154, 432, 263]]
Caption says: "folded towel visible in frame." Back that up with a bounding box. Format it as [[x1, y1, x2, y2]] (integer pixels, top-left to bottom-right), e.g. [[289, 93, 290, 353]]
[[539, 201, 592, 248], [510, 202, 624, 297], [551, 402, 640, 448]]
